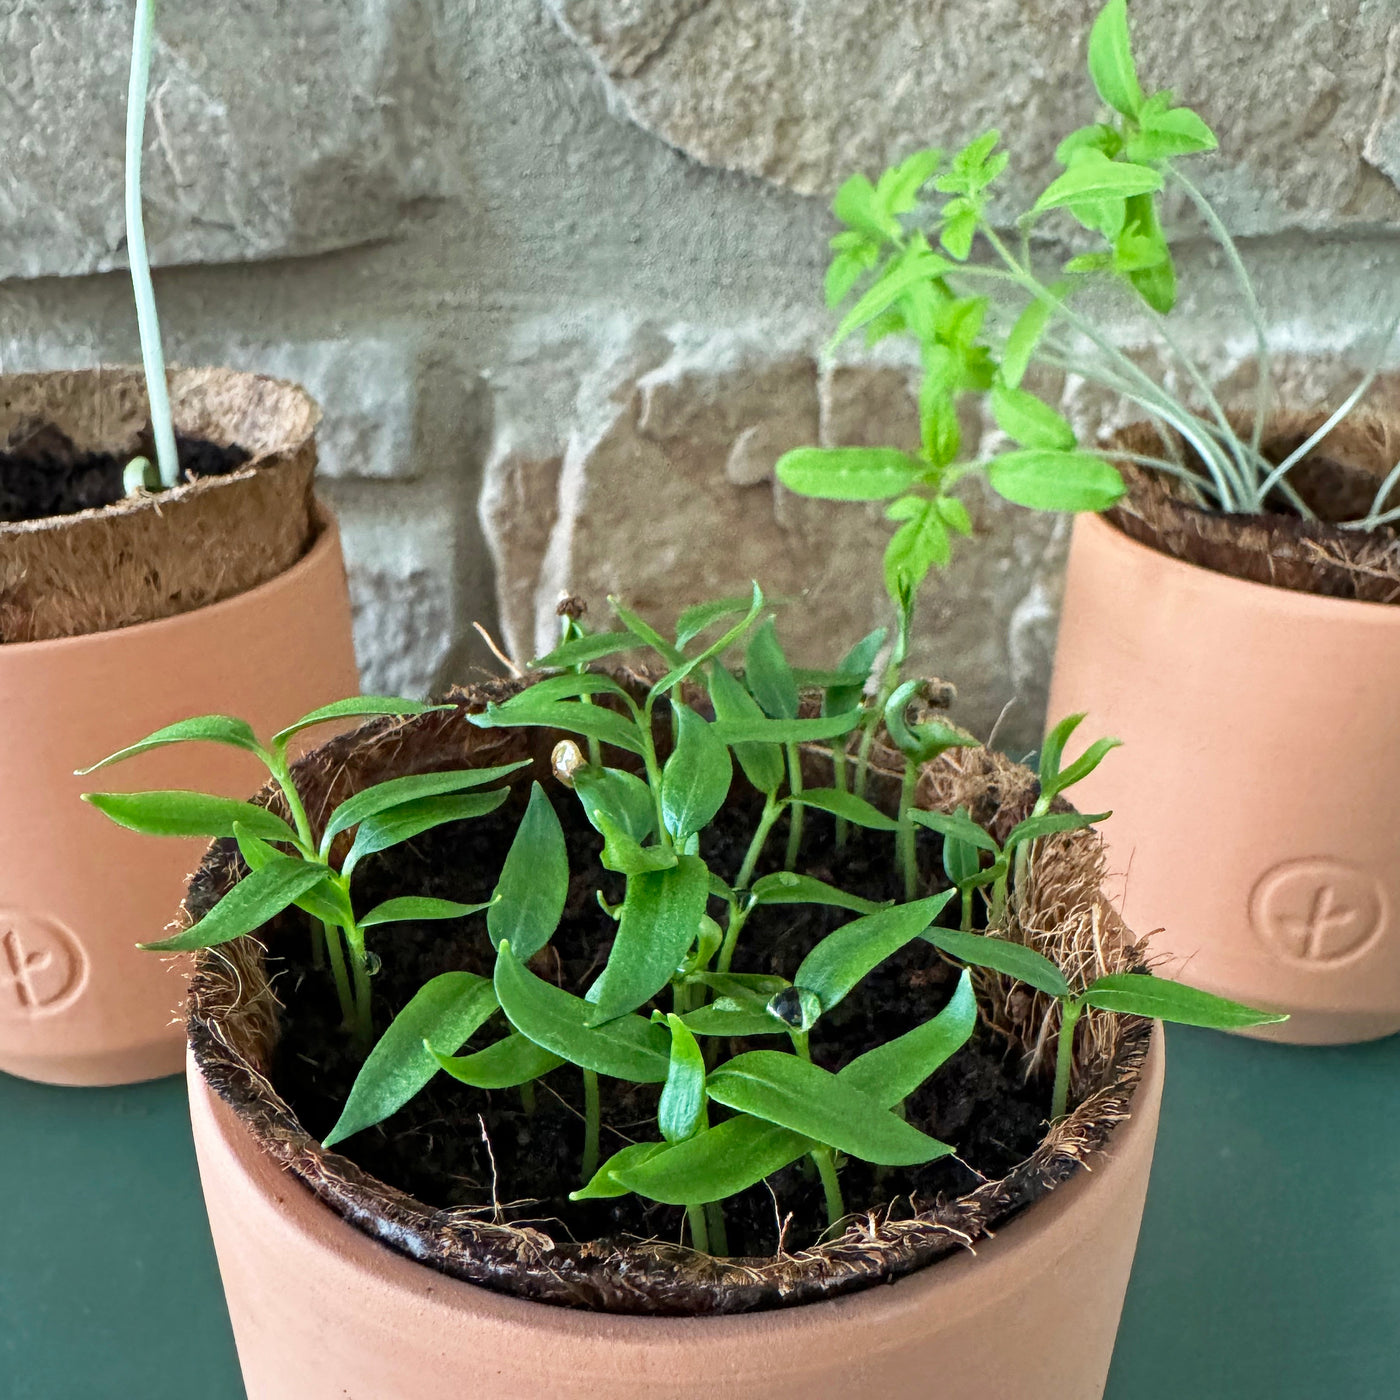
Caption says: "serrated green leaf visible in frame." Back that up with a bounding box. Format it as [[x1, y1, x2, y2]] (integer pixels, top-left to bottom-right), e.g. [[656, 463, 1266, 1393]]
[[706, 1051, 950, 1166], [271, 697, 451, 749], [661, 706, 733, 843], [430, 1032, 564, 1089], [1082, 973, 1286, 1029], [495, 942, 671, 1082], [323, 972, 499, 1147], [825, 249, 868, 309], [488, 782, 568, 959], [878, 147, 942, 214], [939, 203, 978, 260], [829, 251, 953, 350], [360, 896, 495, 928], [345, 790, 511, 877], [884, 501, 951, 602], [775, 447, 924, 502], [322, 762, 530, 851], [795, 892, 955, 1017], [658, 1013, 707, 1142], [78, 715, 267, 775], [987, 448, 1126, 513], [530, 630, 638, 670], [927, 927, 1070, 999], [991, 384, 1076, 451], [1126, 104, 1218, 162], [1033, 154, 1161, 213], [839, 968, 977, 1104], [573, 765, 657, 844], [142, 857, 329, 952], [585, 856, 710, 1024], [1087, 0, 1143, 117], [83, 791, 298, 844], [832, 172, 901, 242]]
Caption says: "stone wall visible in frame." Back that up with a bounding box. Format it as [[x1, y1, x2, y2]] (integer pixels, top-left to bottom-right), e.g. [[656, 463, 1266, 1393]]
[[3, 1, 1399, 747]]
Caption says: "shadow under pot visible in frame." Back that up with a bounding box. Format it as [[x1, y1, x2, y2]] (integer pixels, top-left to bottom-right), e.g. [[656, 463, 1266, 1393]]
[[181, 694, 1163, 1400], [0, 367, 360, 1087], [1049, 413, 1400, 1044]]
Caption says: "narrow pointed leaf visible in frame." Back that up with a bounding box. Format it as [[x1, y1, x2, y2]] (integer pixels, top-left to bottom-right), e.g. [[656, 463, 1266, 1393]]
[[660, 706, 733, 843], [988, 449, 1126, 513], [594, 811, 678, 876], [495, 674, 635, 708], [679, 1000, 788, 1038], [839, 969, 977, 1105], [1005, 810, 1110, 849], [745, 619, 799, 720], [649, 584, 765, 700], [323, 973, 499, 1147], [142, 858, 330, 952], [612, 1115, 811, 1206], [706, 1051, 950, 1165], [494, 942, 671, 1082], [675, 596, 754, 648], [1086, 0, 1143, 117], [272, 697, 451, 748], [233, 826, 353, 926], [1082, 973, 1287, 1029], [707, 663, 783, 795], [345, 790, 511, 875], [658, 1014, 707, 1142], [610, 600, 685, 667], [927, 927, 1070, 999], [586, 856, 710, 1024], [573, 765, 657, 844], [322, 762, 530, 850], [789, 787, 898, 832], [794, 891, 955, 1016], [360, 896, 495, 929], [1039, 712, 1085, 790], [1034, 157, 1160, 212], [823, 627, 887, 716], [908, 807, 1001, 855], [709, 713, 861, 746], [570, 1142, 671, 1200], [78, 715, 266, 775], [429, 1032, 563, 1089], [1053, 737, 1123, 795], [749, 871, 886, 915], [531, 630, 637, 669], [1001, 296, 1058, 390], [468, 699, 645, 757], [83, 791, 297, 844], [488, 782, 568, 959], [991, 384, 1076, 451]]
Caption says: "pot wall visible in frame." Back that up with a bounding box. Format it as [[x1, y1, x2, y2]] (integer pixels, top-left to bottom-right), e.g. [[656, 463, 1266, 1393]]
[[0, 510, 360, 1087], [188, 1031, 1163, 1400], [1048, 512, 1400, 1044]]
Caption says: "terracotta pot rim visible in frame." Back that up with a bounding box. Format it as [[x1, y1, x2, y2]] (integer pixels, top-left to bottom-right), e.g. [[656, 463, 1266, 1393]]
[[188, 1025, 1165, 1337], [184, 697, 1154, 1316], [0, 496, 340, 656], [1086, 508, 1400, 621]]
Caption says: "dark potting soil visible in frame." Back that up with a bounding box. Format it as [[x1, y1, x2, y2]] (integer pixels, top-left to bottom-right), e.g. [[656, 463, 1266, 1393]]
[[267, 784, 1050, 1259], [0, 425, 250, 522]]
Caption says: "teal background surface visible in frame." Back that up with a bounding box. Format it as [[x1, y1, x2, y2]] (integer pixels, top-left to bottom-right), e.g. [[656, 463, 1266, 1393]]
[[3, 1024, 1397, 1399]]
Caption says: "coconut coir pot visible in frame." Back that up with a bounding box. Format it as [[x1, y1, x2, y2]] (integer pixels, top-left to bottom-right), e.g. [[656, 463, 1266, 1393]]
[[0, 368, 360, 1087], [1049, 413, 1400, 1044], [183, 685, 1162, 1398]]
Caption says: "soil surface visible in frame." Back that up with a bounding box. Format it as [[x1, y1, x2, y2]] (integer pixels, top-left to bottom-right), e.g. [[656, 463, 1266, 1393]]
[[0, 425, 250, 522], [268, 783, 1049, 1258]]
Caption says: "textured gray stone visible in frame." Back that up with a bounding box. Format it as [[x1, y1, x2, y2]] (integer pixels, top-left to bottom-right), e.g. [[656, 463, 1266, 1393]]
[[479, 320, 1074, 751], [0, 0, 444, 280], [548, 0, 1400, 236]]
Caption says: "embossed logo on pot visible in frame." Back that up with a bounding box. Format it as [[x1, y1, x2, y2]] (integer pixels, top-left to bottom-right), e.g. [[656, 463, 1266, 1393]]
[[1249, 860, 1387, 967], [0, 913, 88, 1016]]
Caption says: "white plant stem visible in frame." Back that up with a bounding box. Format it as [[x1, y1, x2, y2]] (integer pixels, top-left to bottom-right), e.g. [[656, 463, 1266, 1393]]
[[127, 0, 179, 490]]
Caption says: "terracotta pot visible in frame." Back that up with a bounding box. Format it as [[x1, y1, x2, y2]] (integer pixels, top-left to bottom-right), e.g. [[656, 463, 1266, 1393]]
[[1048, 510, 1400, 1044], [0, 510, 359, 1087], [189, 1028, 1162, 1400]]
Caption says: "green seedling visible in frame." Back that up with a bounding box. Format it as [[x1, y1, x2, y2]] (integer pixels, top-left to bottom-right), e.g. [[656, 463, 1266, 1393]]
[[79, 696, 534, 1047]]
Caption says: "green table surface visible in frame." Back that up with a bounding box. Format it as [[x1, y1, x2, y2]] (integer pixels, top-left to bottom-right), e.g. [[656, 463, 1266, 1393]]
[[3, 1024, 1397, 1399]]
